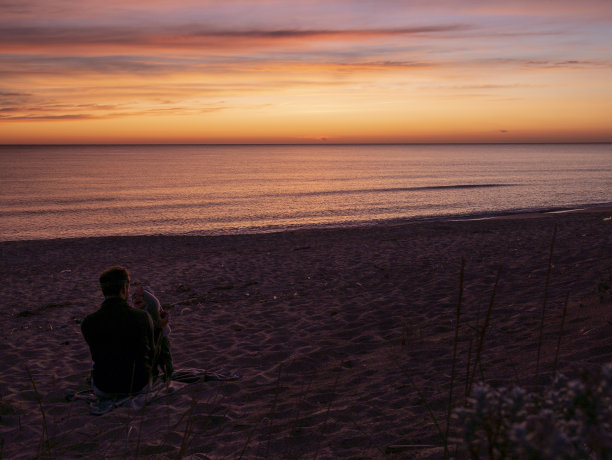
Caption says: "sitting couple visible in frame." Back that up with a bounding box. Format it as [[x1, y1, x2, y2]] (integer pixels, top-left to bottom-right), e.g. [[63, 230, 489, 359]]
[[81, 266, 173, 396]]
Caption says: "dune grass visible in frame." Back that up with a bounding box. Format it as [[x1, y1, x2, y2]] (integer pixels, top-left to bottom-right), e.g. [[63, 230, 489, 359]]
[[432, 224, 612, 459]]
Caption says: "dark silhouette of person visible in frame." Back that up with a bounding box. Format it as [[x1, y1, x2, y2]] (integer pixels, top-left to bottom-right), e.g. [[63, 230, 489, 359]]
[[81, 266, 155, 395]]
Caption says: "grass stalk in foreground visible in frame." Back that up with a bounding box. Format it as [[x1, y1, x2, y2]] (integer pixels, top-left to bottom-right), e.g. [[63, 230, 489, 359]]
[[467, 265, 502, 396], [177, 395, 197, 459], [444, 257, 465, 460], [237, 421, 259, 460], [349, 417, 387, 457], [392, 356, 446, 447], [281, 377, 316, 458], [25, 365, 52, 459], [264, 364, 283, 460], [312, 374, 340, 460], [535, 223, 557, 378], [132, 409, 147, 459], [552, 291, 570, 375], [464, 337, 473, 399]]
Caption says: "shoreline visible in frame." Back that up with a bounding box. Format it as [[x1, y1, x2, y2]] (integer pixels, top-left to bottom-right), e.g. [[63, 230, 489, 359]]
[[1, 207, 611, 458], [2, 202, 611, 244]]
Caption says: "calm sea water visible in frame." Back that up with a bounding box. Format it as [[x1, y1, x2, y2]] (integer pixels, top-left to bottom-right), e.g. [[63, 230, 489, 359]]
[[0, 144, 610, 241]]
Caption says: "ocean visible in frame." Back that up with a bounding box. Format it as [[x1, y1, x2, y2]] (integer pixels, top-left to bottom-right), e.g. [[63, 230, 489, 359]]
[[0, 144, 610, 241]]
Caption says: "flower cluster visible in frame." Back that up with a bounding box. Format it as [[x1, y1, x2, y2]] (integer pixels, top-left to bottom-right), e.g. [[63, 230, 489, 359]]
[[452, 363, 612, 459]]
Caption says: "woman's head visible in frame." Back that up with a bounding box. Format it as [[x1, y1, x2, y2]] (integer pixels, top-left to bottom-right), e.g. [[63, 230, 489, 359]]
[[132, 285, 161, 317], [132, 285, 146, 309]]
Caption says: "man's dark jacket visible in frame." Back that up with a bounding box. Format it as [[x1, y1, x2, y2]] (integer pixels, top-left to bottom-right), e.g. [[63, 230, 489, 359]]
[[81, 297, 155, 394]]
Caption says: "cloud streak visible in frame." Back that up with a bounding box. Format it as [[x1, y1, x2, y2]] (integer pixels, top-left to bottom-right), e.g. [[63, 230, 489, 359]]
[[0, 24, 474, 55]]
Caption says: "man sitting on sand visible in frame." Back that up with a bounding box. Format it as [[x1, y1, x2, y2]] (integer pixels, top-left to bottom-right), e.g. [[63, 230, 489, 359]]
[[81, 266, 155, 396]]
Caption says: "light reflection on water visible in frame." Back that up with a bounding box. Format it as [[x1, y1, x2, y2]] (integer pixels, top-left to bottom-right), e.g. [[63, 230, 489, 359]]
[[0, 144, 610, 240]]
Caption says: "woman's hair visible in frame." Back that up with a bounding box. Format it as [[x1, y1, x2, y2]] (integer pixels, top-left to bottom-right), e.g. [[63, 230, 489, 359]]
[[133, 285, 161, 324]]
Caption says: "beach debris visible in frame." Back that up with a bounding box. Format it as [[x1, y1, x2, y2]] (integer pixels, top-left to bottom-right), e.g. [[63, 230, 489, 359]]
[[213, 284, 234, 291], [598, 273, 612, 302], [0, 400, 17, 416], [166, 296, 202, 308], [386, 444, 437, 454], [17, 310, 38, 317], [293, 245, 311, 251], [17, 302, 72, 318]]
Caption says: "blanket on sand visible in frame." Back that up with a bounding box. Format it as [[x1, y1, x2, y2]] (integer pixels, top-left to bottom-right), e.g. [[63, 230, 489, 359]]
[[68, 368, 240, 415]]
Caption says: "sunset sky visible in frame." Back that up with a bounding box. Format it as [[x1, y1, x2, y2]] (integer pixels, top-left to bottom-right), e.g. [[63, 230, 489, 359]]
[[1, 0, 611, 144]]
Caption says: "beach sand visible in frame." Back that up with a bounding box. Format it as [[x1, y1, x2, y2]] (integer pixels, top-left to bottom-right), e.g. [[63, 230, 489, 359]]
[[1, 207, 611, 459]]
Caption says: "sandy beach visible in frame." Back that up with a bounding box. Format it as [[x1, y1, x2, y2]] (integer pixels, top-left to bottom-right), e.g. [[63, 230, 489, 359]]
[[1, 207, 611, 459]]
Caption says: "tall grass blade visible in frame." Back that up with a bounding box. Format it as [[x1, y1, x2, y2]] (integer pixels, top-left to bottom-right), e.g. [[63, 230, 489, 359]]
[[265, 365, 283, 460], [468, 265, 502, 395], [312, 375, 339, 460], [464, 337, 473, 400], [177, 395, 197, 459], [552, 291, 570, 375], [25, 365, 51, 458], [535, 224, 557, 378], [237, 422, 259, 460], [444, 257, 465, 459], [392, 356, 446, 446]]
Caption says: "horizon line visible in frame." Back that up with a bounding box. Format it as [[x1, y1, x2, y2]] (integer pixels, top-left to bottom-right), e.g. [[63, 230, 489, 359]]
[[2, 141, 611, 147]]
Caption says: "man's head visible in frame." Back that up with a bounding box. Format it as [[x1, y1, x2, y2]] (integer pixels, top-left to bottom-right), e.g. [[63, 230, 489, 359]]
[[99, 266, 130, 299]]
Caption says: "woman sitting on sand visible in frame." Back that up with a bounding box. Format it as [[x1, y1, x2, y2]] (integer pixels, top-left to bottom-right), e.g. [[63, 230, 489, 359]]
[[132, 285, 173, 381]]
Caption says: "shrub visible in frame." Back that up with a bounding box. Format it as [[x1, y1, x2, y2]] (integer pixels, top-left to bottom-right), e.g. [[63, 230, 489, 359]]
[[452, 363, 612, 459]]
